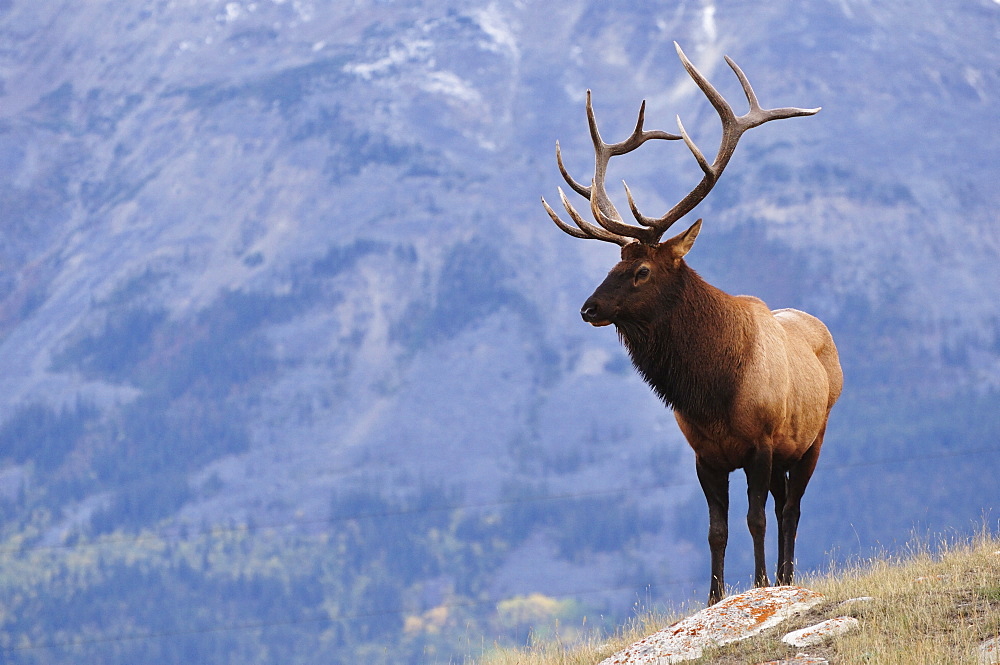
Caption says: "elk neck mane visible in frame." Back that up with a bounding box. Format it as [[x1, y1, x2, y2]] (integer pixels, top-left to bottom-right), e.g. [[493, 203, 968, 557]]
[[613, 261, 754, 424]]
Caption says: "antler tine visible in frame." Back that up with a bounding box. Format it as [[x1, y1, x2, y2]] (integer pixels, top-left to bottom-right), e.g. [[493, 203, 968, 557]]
[[540, 189, 632, 246], [555, 140, 590, 199], [609, 99, 683, 155], [549, 90, 682, 245], [584, 89, 625, 229], [723, 55, 821, 129], [629, 42, 820, 239], [541, 195, 590, 240], [589, 182, 660, 244]]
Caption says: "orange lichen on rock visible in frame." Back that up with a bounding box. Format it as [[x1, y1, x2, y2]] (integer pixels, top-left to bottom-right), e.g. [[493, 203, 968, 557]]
[[599, 587, 825, 664]]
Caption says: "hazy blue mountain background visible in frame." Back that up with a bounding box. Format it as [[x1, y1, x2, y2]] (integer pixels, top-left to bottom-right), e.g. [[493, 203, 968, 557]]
[[0, 0, 997, 662]]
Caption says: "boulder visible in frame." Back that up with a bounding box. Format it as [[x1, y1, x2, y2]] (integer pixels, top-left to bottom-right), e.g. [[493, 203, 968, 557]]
[[598, 586, 824, 664], [980, 635, 1000, 665], [781, 616, 860, 648]]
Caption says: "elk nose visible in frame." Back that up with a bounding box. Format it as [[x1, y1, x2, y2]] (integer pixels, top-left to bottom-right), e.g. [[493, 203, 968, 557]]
[[581, 300, 613, 327]]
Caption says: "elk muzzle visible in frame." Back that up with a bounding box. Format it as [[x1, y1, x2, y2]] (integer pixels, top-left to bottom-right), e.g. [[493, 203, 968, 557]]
[[580, 299, 613, 327]]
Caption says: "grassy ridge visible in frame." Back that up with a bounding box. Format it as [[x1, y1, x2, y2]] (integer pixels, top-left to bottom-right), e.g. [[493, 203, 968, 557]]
[[471, 532, 1000, 664]]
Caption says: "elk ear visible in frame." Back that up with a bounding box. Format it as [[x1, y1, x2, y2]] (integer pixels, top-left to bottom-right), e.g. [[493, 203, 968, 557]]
[[664, 218, 702, 260]]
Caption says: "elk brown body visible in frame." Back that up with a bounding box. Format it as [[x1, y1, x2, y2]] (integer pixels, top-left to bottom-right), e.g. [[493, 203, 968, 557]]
[[542, 43, 843, 605]]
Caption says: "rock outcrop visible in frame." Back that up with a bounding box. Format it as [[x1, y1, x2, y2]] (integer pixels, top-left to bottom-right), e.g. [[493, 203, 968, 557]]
[[599, 586, 824, 664]]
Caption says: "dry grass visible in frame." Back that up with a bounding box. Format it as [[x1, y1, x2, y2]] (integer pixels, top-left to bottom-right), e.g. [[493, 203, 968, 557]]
[[467, 608, 678, 665], [469, 532, 1000, 665]]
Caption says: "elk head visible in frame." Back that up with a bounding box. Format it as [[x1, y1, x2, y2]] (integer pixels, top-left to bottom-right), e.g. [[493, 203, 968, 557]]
[[579, 220, 702, 328], [542, 43, 820, 326]]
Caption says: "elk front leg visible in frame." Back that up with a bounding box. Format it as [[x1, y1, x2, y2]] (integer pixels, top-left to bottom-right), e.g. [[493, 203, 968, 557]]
[[745, 446, 773, 589], [696, 459, 730, 605]]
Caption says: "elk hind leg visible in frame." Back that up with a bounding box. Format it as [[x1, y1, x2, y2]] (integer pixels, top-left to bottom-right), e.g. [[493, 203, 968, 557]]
[[770, 468, 789, 583], [778, 427, 825, 585]]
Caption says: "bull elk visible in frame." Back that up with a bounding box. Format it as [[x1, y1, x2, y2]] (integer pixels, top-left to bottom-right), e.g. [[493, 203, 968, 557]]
[[541, 43, 843, 605]]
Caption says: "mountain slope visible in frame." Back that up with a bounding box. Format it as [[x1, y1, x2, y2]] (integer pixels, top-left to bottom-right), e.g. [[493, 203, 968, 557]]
[[0, 0, 998, 662]]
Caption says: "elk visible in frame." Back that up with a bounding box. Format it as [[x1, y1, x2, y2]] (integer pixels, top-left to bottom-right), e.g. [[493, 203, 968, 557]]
[[541, 43, 843, 605]]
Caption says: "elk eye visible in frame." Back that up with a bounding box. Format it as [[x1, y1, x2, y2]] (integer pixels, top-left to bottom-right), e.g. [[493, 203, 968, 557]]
[[636, 266, 650, 280]]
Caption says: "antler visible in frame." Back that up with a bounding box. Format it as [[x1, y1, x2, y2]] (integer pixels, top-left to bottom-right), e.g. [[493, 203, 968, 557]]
[[542, 42, 820, 246], [542, 91, 682, 246]]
